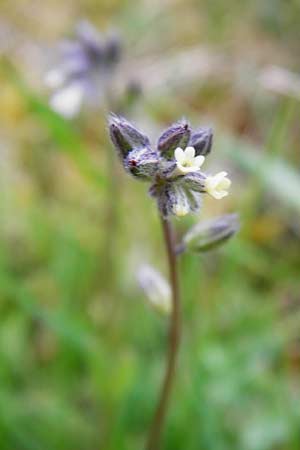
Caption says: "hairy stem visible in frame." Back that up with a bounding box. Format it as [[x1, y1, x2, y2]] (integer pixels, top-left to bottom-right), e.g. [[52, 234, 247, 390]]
[[146, 217, 181, 450]]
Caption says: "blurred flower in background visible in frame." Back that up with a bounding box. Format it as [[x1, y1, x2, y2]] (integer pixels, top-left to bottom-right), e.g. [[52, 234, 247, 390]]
[[137, 264, 171, 315], [259, 65, 300, 100], [45, 20, 122, 118]]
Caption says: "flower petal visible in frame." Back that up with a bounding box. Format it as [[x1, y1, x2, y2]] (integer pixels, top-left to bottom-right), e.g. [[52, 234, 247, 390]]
[[216, 192, 227, 199], [184, 146, 195, 160], [194, 155, 205, 168], [219, 178, 231, 189], [174, 147, 185, 163], [214, 171, 228, 181]]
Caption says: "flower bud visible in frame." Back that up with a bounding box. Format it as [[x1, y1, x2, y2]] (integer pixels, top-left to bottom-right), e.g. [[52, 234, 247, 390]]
[[109, 114, 151, 158], [189, 127, 213, 156], [125, 147, 159, 180], [157, 120, 191, 159], [137, 265, 171, 315], [150, 180, 202, 218], [183, 214, 239, 252], [181, 172, 206, 192]]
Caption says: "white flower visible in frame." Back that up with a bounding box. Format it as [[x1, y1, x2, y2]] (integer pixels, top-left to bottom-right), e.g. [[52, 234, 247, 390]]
[[174, 146, 205, 174], [204, 171, 231, 199], [173, 203, 189, 217]]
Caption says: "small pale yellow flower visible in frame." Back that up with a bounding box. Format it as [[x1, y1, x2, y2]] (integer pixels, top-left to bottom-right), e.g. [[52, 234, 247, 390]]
[[173, 204, 189, 217], [174, 146, 205, 174], [205, 171, 231, 199]]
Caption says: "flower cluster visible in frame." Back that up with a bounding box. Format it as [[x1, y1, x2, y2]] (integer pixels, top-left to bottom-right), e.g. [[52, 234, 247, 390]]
[[45, 21, 121, 118], [109, 115, 231, 218]]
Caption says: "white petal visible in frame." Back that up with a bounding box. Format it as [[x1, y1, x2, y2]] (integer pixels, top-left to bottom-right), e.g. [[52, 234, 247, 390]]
[[206, 175, 218, 190], [215, 171, 228, 182], [176, 163, 199, 174], [219, 177, 231, 189], [174, 147, 185, 163], [216, 191, 229, 199], [50, 83, 84, 118], [184, 146, 195, 160], [194, 155, 205, 168]]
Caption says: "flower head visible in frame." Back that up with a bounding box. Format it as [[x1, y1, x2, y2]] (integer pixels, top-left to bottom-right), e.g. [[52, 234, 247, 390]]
[[45, 21, 122, 118], [174, 146, 205, 174], [204, 171, 231, 199], [108, 115, 232, 217]]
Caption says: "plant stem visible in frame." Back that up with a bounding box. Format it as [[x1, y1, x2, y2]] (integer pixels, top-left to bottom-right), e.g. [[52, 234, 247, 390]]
[[146, 217, 181, 450]]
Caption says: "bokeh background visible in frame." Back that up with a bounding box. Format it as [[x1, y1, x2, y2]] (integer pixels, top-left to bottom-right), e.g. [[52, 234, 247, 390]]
[[1, 1, 300, 449]]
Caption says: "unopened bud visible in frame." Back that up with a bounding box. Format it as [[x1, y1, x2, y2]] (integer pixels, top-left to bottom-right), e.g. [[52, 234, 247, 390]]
[[125, 147, 159, 180], [137, 265, 171, 315], [150, 180, 202, 218], [109, 114, 150, 158], [181, 172, 206, 192], [183, 214, 239, 252], [189, 127, 213, 156], [157, 120, 191, 159]]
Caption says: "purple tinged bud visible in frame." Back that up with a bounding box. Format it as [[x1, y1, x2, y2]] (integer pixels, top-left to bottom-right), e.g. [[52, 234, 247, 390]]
[[109, 115, 159, 180], [149, 181, 178, 217], [157, 120, 191, 159], [149, 178, 203, 218], [183, 213, 240, 252], [124, 147, 159, 180], [182, 172, 206, 192], [189, 127, 213, 156], [185, 189, 203, 213], [109, 114, 151, 158]]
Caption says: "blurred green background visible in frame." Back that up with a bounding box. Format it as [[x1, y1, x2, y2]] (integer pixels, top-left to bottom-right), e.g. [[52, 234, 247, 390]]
[[1, 1, 300, 449]]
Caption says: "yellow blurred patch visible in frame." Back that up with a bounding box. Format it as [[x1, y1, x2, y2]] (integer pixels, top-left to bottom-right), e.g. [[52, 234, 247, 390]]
[[248, 214, 284, 243], [0, 81, 25, 125]]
